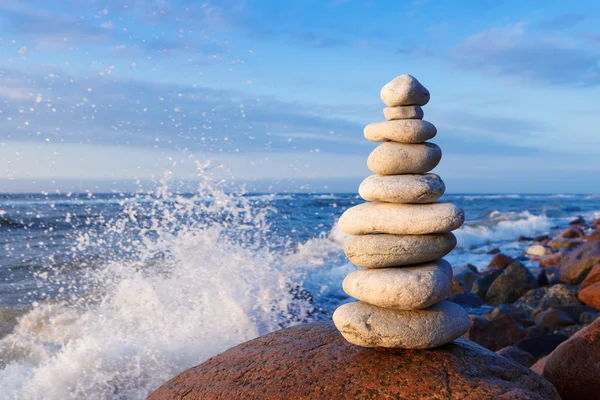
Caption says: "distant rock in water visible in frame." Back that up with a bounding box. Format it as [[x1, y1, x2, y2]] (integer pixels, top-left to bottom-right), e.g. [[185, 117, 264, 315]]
[[148, 321, 560, 400]]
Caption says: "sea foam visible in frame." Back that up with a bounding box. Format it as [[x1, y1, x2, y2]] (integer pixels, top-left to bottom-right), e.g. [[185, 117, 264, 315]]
[[0, 177, 314, 399]]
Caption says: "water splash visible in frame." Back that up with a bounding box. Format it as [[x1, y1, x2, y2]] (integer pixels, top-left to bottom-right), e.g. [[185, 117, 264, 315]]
[[0, 171, 316, 399]]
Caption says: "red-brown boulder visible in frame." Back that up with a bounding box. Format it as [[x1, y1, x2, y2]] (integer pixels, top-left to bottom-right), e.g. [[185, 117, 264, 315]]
[[578, 282, 600, 310], [580, 264, 600, 291], [558, 240, 600, 284], [463, 314, 529, 351], [533, 308, 576, 329], [148, 321, 560, 400], [539, 252, 563, 268], [530, 356, 548, 375], [487, 253, 513, 271], [535, 317, 600, 400], [559, 227, 583, 239], [496, 346, 536, 367], [584, 231, 600, 241]]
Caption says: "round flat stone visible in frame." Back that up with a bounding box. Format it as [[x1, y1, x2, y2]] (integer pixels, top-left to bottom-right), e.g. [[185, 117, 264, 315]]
[[364, 120, 436, 143], [383, 106, 423, 120], [344, 232, 456, 268], [332, 300, 471, 349], [359, 173, 445, 204], [380, 74, 430, 107], [338, 202, 464, 235], [343, 259, 453, 310], [368, 142, 442, 175]]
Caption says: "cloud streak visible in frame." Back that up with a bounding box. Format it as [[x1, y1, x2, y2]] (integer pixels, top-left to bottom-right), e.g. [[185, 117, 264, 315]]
[[0, 64, 543, 158], [0, 66, 369, 155], [450, 22, 600, 87]]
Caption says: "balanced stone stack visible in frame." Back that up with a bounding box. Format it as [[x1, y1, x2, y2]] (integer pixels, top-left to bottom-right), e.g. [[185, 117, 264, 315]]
[[332, 75, 471, 349]]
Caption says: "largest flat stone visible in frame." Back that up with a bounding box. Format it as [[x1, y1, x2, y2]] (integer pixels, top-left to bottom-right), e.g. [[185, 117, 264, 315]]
[[342, 260, 453, 309], [338, 202, 464, 235], [147, 321, 560, 400]]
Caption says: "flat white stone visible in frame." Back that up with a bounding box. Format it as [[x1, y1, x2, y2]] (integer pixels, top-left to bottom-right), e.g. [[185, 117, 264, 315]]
[[380, 74, 430, 107], [344, 232, 456, 268], [332, 300, 471, 349], [359, 174, 445, 204], [526, 244, 552, 257], [383, 106, 423, 121], [343, 259, 453, 309], [364, 120, 436, 143], [338, 202, 464, 235], [368, 142, 441, 175]]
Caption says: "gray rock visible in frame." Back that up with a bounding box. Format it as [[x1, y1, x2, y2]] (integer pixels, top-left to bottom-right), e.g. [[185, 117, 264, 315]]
[[367, 142, 442, 175], [380, 74, 430, 107], [342, 260, 452, 310], [364, 120, 436, 143], [514, 287, 549, 315], [338, 202, 464, 235], [485, 262, 537, 305], [358, 174, 445, 204], [554, 305, 598, 322], [579, 311, 599, 324], [383, 105, 423, 120], [344, 232, 456, 268], [472, 269, 503, 299], [453, 266, 480, 291], [332, 300, 470, 349], [496, 346, 536, 367], [538, 284, 581, 310], [465, 264, 479, 274], [547, 238, 580, 251], [448, 292, 485, 309], [514, 334, 568, 358], [534, 309, 576, 329]]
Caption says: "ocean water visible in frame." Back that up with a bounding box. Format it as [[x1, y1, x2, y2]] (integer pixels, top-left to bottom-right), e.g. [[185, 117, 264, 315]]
[[1, 179, 599, 399]]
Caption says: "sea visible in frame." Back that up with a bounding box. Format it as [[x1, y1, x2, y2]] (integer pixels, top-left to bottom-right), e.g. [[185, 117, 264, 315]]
[[1, 180, 599, 399]]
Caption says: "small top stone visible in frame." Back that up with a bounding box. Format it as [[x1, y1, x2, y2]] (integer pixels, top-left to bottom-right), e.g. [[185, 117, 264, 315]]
[[380, 75, 430, 107]]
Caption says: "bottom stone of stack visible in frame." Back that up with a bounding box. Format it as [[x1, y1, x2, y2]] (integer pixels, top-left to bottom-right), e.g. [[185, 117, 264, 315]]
[[332, 300, 470, 349], [342, 259, 452, 309]]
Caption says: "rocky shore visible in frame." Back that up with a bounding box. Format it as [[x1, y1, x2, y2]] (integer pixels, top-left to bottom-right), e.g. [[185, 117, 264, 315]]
[[148, 214, 600, 400], [453, 215, 600, 400], [146, 73, 599, 399]]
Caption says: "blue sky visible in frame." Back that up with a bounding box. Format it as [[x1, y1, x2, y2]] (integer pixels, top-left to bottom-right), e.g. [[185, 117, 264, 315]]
[[1, 0, 600, 193]]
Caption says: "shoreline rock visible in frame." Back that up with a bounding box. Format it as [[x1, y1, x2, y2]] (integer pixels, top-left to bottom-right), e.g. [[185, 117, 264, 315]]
[[147, 321, 561, 400]]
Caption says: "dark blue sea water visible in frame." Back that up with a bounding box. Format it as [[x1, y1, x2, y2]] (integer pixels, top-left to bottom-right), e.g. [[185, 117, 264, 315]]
[[0, 186, 599, 398]]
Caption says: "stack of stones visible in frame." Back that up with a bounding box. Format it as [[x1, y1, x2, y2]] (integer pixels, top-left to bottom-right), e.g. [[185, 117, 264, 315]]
[[332, 75, 471, 349]]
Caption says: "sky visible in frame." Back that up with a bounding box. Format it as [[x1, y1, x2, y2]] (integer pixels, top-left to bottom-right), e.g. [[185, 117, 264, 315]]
[[1, 0, 600, 193]]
